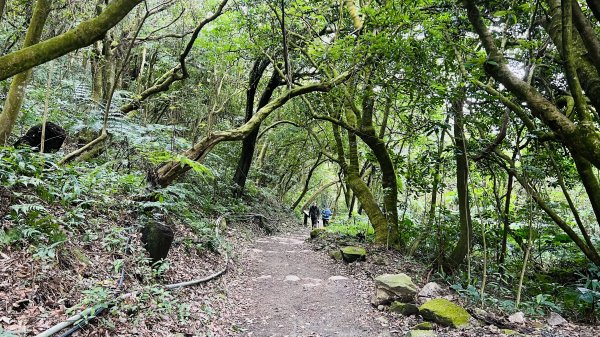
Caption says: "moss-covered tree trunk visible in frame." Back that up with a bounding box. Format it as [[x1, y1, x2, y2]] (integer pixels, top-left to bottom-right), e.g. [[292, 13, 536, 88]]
[[90, 0, 106, 102], [0, 0, 52, 145], [573, 154, 600, 232], [447, 92, 473, 268], [463, 0, 600, 171], [357, 85, 401, 246], [90, 41, 105, 102], [332, 118, 399, 248], [0, 0, 143, 82]]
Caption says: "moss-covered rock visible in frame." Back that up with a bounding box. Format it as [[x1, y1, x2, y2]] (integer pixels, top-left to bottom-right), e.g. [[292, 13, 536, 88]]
[[329, 249, 343, 261], [390, 302, 419, 316], [141, 220, 174, 264], [310, 228, 327, 239], [340, 246, 366, 263], [419, 298, 470, 328], [413, 322, 434, 330], [404, 330, 437, 337], [374, 273, 418, 301]]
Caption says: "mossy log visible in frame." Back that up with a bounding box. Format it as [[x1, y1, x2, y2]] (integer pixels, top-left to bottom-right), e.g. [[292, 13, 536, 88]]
[[141, 220, 174, 264]]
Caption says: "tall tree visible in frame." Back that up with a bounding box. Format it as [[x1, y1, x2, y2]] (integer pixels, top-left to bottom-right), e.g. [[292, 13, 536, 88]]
[[446, 90, 473, 268], [0, 0, 53, 145], [233, 61, 283, 196]]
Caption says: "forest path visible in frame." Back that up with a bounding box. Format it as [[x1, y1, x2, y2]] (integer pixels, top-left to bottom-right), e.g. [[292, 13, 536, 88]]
[[226, 230, 392, 337]]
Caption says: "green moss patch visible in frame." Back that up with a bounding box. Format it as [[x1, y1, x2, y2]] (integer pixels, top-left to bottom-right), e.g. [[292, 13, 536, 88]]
[[419, 298, 470, 328], [340, 246, 366, 262]]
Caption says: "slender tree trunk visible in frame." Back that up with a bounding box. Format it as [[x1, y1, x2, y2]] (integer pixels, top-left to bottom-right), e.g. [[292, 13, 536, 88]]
[[292, 154, 324, 209], [90, 0, 105, 102], [573, 154, 600, 233], [256, 141, 269, 172], [409, 116, 448, 256], [496, 150, 600, 266], [499, 173, 514, 264], [0, 0, 6, 23], [233, 69, 280, 196], [348, 193, 357, 217], [447, 92, 473, 268], [91, 41, 104, 102], [0, 0, 52, 145]]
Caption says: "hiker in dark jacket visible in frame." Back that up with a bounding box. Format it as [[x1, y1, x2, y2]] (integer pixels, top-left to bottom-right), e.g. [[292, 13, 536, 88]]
[[309, 203, 320, 228]]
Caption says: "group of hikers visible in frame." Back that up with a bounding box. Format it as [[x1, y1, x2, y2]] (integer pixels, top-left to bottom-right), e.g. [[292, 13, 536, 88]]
[[304, 203, 332, 228]]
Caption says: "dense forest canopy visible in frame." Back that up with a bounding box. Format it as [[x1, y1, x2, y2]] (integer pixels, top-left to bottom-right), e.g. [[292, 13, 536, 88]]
[[2, 0, 600, 333]]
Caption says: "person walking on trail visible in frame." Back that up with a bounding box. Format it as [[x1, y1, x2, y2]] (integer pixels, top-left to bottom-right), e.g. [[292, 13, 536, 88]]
[[309, 203, 320, 228], [322, 207, 332, 227]]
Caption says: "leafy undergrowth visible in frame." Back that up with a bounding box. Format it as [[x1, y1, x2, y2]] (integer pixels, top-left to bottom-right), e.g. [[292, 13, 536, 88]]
[[0, 146, 294, 336], [308, 227, 600, 335]]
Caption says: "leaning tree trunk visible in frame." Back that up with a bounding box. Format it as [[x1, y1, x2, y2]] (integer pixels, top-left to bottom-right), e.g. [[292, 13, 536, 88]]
[[332, 120, 399, 248], [0, 0, 52, 145], [149, 73, 350, 187], [346, 132, 398, 247], [447, 92, 473, 269], [233, 67, 281, 197], [357, 83, 401, 245]]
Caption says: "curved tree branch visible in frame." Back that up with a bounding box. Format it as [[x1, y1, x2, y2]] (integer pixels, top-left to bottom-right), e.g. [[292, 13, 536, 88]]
[[149, 72, 351, 187], [257, 120, 301, 140]]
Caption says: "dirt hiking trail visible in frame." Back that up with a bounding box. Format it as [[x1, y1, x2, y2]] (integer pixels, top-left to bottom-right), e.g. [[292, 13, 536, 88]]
[[226, 230, 391, 337]]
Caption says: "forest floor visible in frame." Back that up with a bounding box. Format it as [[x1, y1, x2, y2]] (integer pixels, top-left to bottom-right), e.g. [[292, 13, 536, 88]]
[[2, 219, 599, 336]]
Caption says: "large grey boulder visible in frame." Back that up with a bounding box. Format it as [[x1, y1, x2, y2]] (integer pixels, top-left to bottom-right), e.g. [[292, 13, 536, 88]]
[[508, 311, 525, 324], [371, 273, 418, 305], [376, 274, 418, 300], [418, 282, 443, 303]]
